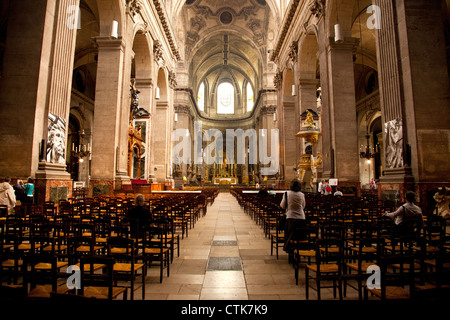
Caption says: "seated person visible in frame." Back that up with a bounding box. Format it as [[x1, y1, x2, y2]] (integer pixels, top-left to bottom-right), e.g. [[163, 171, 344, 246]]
[[385, 191, 423, 236], [125, 194, 151, 239]]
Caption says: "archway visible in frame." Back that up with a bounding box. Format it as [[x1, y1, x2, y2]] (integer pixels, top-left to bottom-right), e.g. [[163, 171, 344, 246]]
[[129, 31, 152, 180]]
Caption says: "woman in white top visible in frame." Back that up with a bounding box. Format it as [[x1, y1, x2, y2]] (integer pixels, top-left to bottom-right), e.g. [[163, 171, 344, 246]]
[[280, 179, 306, 252]]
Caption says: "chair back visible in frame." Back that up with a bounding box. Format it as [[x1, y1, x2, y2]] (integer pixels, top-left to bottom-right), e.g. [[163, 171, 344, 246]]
[[79, 256, 115, 300]]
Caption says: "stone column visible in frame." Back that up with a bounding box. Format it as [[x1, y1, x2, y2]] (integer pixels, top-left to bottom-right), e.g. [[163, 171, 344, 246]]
[[13, 0, 79, 204], [298, 78, 320, 114], [0, 0, 52, 179], [90, 37, 126, 196], [152, 99, 170, 182], [374, 0, 450, 206], [173, 105, 191, 184], [325, 37, 360, 191]]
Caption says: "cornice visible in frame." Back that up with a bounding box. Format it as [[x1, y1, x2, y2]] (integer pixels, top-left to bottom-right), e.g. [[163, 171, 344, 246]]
[[152, 0, 181, 61], [270, 0, 301, 62]]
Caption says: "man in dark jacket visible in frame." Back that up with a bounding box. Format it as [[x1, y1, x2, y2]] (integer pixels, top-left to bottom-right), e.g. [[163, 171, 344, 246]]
[[126, 194, 151, 239]]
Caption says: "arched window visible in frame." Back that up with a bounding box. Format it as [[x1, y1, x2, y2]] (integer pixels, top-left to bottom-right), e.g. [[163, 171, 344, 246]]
[[246, 82, 254, 112], [217, 82, 234, 114], [197, 82, 205, 111]]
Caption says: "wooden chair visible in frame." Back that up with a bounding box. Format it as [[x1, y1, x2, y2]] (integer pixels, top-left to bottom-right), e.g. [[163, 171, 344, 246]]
[[107, 237, 145, 300], [293, 224, 318, 285], [22, 255, 70, 299], [344, 238, 385, 300], [142, 225, 170, 283], [79, 256, 127, 300], [364, 255, 415, 300], [305, 239, 344, 300], [0, 234, 23, 285], [270, 214, 285, 259], [67, 236, 104, 272]]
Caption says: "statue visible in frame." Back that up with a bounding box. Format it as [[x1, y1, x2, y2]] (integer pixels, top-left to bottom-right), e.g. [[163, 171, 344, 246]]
[[314, 152, 322, 167], [304, 110, 315, 128], [434, 187, 450, 219], [130, 79, 150, 119]]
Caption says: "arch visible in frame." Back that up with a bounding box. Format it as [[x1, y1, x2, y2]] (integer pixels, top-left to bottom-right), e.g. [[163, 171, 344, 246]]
[[132, 31, 152, 80], [97, 0, 125, 38], [298, 32, 319, 80], [157, 68, 168, 102], [326, 0, 357, 39]]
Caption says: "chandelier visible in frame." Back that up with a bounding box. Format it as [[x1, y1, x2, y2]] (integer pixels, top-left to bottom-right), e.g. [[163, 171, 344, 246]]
[[360, 134, 375, 160], [71, 130, 91, 163]]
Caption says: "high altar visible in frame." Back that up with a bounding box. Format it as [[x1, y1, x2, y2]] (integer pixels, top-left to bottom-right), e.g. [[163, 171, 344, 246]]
[[212, 154, 238, 185]]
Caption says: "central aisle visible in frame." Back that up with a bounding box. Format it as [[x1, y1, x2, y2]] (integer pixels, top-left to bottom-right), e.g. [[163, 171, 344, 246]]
[[142, 192, 306, 300]]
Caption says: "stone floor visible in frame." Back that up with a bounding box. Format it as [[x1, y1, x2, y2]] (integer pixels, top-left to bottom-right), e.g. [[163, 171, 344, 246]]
[[135, 192, 361, 301]]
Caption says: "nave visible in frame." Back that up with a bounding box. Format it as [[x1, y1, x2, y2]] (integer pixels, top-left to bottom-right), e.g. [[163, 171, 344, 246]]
[[141, 192, 315, 300]]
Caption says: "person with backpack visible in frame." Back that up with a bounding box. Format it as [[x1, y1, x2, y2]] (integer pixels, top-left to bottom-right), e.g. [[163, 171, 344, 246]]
[[280, 179, 306, 253]]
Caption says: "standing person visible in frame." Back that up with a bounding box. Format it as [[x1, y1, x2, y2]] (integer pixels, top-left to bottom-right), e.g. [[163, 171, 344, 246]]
[[385, 191, 423, 236], [23, 177, 35, 205], [318, 179, 324, 194], [323, 180, 332, 195], [0, 176, 16, 215], [280, 179, 306, 253], [13, 179, 25, 204], [370, 179, 377, 190]]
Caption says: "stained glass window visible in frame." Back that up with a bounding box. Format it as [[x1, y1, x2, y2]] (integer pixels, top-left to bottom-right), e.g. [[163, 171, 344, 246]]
[[247, 82, 254, 112], [197, 82, 205, 111], [217, 82, 234, 114]]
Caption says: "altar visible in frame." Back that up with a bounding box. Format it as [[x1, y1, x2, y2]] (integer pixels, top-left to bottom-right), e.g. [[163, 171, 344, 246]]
[[213, 177, 238, 185]]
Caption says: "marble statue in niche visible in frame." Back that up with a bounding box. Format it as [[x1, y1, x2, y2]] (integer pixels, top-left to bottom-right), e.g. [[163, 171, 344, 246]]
[[46, 113, 66, 164], [384, 118, 404, 169]]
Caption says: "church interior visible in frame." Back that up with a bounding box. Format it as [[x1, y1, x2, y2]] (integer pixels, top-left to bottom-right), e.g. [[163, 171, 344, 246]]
[[0, 0, 449, 304]]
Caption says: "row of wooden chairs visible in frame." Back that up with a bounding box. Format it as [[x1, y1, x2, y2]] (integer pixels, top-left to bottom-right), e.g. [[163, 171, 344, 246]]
[[232, 188, 450, 300], [1, 190, 219, 301]]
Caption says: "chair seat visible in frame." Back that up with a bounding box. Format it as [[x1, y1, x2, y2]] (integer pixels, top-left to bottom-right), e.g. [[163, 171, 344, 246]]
[[367, 286, 410, 299], [319, 247, 340, 253], [2, 259, 23, 268], [144, 247, 169, 254], [390, 262, 421, 270], [35, 261, 68, 270], [75, 262, 106, 272], [42, 244, 68, 252], [83, 286, 127, 299], [113, 262, 144, 272], [28, 284, 70, 298], [350, 247, 377, 253], [76, 245, 103, 253], [18, 243, 41, 250], [346, 261, 376, 272], [270, 233, 284, 240], [96, 237, 108, 243], [307, 263, 339, 273], [297, 250, 315, 257]]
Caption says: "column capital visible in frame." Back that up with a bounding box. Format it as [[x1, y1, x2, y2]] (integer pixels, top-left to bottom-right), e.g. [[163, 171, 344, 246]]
[[298, 78, 320, 87], [134, 78, 154, 88], [327, 37, 359, 51], [95, 37, 126, 50]]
